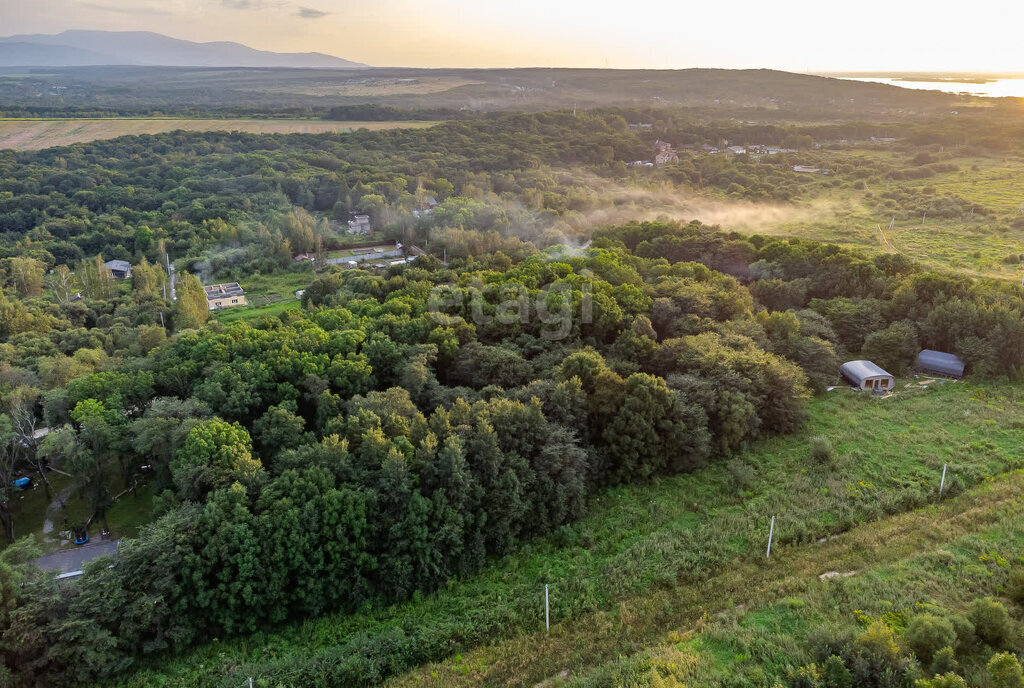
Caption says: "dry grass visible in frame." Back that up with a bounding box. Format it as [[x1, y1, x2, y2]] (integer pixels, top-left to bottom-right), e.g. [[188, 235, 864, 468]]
[[272, 75, 481, 97], [0, 119, 437, 151]]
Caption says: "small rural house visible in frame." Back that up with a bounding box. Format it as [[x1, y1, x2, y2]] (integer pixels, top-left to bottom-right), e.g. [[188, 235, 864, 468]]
[[103, 259, 132, 279], [917, 349, 965, 377], [655, 149, 679, 166], [416, 196, 438, 211], [347, 215, 372, 234], [839, 360, 895, 393], [204, 283, 246, 309]]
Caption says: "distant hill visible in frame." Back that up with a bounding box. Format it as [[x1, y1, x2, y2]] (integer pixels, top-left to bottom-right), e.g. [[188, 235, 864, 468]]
[[0, 65, 963, 118], [0, 30, 367, 68]]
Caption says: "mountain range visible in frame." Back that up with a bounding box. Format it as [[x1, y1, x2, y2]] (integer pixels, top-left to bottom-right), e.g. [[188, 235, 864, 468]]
[[0, 30, 367, 69]]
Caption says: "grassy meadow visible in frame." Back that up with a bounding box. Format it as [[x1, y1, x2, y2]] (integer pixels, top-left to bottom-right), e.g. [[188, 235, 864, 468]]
[[777, 155, 1024, 280], [543, 477, 1024, 688], [110, 380, 1024, 687], [0, 118, 437, 150]]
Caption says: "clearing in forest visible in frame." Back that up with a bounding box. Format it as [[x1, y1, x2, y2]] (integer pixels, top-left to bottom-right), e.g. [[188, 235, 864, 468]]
[[0, 118, 437, 150]]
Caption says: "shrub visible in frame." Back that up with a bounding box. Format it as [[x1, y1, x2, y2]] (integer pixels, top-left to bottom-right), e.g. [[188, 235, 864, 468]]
[[969, 597, 1011, 648], [930, 646, 957, 675], [947, 614, 975, 650], [823, 655, 853, 688], [857, 621, 903, 664], [811, 435, 834, 465], [905, 614, 956, 664], [917, 672, 968, 688], [1005, 570, 1024, 607], [987, 652, 1024, 688], [727, 458, 755, 493], [790, 663, 823, 688]]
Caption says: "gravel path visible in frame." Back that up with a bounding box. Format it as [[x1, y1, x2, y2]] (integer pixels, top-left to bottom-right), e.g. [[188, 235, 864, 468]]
[[36, 539, 119, 574]]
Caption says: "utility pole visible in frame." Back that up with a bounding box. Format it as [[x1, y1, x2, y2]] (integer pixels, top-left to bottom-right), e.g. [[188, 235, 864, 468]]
[[766, 515, 775, 558], [544, 584, 549, 632], [938, 464, 947, 498]]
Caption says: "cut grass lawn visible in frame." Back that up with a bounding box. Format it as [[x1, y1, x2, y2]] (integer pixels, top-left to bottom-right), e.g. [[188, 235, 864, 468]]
[[213, 298, 302, 324], [109, 381, 1024, 687], [0, 119, 438, 151]]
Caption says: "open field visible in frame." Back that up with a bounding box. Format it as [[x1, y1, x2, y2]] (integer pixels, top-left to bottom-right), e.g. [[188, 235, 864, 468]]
[[268, 75, 481, 97], [759, 155, 1024, 280], [397, 468, 1024, 688], [467, 474, 1024, 688], [110, 381, 1024, 687], [0, 118, 437, 150]]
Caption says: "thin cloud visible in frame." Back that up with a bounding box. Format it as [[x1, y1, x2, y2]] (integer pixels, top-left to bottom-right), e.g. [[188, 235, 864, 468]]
[[295, 6, 330, 18], [81, 1, 176, 15], [220, 0, 321, 16], [221, 0, 270, 9]]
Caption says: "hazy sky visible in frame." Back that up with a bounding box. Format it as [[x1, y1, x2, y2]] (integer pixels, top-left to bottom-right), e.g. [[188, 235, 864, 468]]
[[5, 0, 1024, 72]]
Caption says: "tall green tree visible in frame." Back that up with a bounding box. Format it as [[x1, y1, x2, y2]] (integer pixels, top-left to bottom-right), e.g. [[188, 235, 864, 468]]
[[170, 419, 264, 501], [0, 416, 20, 542], [174, 272, 209, 331]]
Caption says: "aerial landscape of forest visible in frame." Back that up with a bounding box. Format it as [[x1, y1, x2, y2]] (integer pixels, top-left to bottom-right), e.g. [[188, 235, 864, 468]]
[[2, 9, 1024, 688]]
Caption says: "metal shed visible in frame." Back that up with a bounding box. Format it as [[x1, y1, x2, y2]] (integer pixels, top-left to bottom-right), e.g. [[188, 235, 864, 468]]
[[839, 360, 895, 393], [917, 349, 965, 378]]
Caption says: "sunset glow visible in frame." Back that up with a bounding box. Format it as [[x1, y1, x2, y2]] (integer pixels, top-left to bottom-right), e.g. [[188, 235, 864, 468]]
[[5, 0, 1024, 72]]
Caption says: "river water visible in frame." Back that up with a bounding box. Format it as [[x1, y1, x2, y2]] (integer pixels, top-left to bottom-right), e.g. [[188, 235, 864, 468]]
[[842, 77, 1024, 98]]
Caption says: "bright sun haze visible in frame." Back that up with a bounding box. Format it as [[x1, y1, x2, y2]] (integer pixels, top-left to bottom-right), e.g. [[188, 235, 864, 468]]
[[4, 0, 1023, 71]]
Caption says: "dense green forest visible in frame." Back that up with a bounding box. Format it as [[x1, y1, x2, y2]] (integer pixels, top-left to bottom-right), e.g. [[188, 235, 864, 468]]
[[4, 109, 1022, 266], [1, 106, 1024, 687]]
